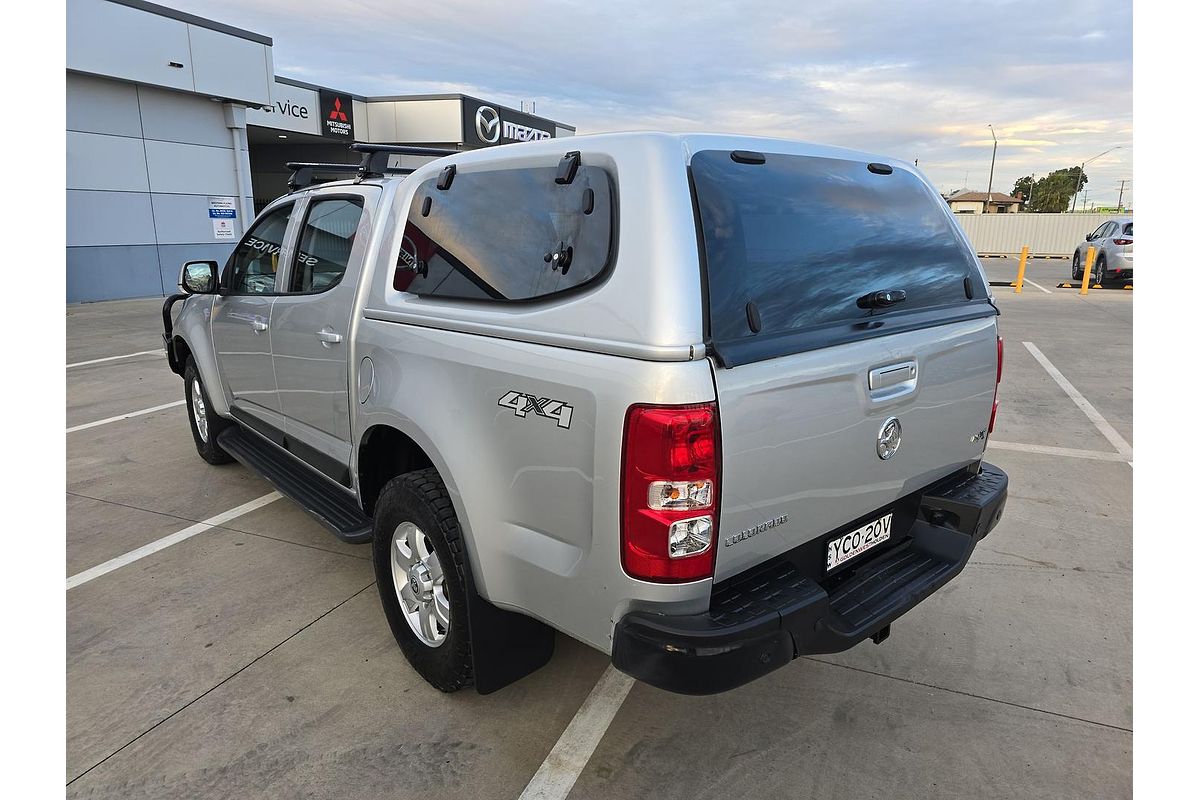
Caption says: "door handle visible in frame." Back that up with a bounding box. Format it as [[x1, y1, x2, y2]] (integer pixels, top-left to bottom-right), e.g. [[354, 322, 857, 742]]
[[868, 360, 918, 401], [316, 328, 343, 344], [251, 319, 269, 333]]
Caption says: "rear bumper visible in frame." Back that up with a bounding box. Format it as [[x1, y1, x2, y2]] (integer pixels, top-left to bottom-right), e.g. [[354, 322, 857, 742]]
[[611, 463, 1008, 695]]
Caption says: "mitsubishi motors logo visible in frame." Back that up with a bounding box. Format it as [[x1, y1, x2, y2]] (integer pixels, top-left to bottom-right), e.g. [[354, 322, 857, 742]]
[[328, 97, 348, 122], [318, 90, 354, 138]]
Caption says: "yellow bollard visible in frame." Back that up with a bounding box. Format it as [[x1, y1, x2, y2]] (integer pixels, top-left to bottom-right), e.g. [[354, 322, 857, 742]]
[[1014, 246, 1029, 293], [1080, 246, 1096, 296]]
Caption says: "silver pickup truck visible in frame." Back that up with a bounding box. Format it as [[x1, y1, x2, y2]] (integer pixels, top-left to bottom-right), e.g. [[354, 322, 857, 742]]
[[162, 133, 1008, 695]]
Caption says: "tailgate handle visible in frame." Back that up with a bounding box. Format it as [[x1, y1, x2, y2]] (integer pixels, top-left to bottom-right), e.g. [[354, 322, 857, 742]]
[[869, 361, 917, 395]]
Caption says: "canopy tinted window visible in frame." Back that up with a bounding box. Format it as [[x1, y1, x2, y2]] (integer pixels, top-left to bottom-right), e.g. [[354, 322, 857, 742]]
[[691, 150, 988, 363], [396, 163, 613, 302]]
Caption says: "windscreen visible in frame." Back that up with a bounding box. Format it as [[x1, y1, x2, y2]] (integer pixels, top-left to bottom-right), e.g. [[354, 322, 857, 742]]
[[691, 150, 986, 359]]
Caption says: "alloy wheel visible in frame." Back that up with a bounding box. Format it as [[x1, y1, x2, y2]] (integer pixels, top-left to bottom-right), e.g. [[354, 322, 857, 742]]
[[390, 521, 451, 647], [191, 378, 209, 443]]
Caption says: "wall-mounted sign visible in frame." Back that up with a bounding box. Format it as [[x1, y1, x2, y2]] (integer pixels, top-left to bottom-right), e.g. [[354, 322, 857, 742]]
[[461, 97, 556, 148], [319, 89, 355, 139], [208, 196, 237, 240], [246, 81, 320, 136]]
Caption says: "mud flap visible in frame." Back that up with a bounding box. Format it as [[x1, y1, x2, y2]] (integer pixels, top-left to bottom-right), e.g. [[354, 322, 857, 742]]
[[461, 558, 556, 694]]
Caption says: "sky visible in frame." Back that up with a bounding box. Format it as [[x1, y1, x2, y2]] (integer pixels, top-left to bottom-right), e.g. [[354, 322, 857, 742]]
[[170, 0, 1133, 208]]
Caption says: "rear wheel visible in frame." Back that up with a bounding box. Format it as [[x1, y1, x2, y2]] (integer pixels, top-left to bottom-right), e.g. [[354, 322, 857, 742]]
[[1094, 254, 1108, 286], [373, 468, 473, 692], [183, 358, 233, 465]]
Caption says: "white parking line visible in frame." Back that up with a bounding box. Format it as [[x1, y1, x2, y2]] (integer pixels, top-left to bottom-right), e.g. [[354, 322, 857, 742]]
[[518, 665, 635, 800], [66, 493, 281, 590], [987, 440, 1129, 462], [1023, 341, 1133, 460], [66, 350, 161, 369], [1023, 278, 1053, 294], [66, 400, 185, 434]]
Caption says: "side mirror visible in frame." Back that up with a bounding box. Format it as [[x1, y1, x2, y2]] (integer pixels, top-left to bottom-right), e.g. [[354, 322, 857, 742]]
[[180, 260, 219, 294], [1085, 233, 1097, 242]]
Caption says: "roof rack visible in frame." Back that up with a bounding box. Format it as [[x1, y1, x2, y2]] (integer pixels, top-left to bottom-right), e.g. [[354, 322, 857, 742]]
[[286, 144, 459, 191], [286, 162, 363, 191], [349, 143, 459, 180]]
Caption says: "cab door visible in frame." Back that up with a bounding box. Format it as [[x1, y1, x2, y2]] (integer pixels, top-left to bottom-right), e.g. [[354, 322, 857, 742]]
[[269, 190, 376, 484], [211, 201, 296, 431]]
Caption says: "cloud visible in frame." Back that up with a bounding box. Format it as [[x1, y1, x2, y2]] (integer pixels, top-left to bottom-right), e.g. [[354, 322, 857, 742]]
[[166, 0, 1133, 205]]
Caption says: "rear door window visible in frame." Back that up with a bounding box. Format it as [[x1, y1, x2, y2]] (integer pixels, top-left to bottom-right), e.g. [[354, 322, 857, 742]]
[[690, 150, 989, 365], [288, 197, 365, 293], [395, 161, 614, 301], [1123, 222, 1133, 236]]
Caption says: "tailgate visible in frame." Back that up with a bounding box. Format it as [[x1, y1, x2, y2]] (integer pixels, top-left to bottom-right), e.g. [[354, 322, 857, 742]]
[[711, 317, 997, 581], [687, 146, 1000, 582]]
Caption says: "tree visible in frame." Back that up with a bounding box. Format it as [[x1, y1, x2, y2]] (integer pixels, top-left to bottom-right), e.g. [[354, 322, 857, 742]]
[[1012, 167, 1088, 212], [1012, 175, 1034, 210]]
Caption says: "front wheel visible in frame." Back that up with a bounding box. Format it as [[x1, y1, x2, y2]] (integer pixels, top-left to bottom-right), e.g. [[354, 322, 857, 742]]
[[183, 358, 233, 465], [1072, 251, 1082, 281], [373, 468, 474, 692]]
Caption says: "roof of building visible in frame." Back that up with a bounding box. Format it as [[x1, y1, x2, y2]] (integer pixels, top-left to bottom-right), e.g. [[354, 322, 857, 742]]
[[947, 190, 1022, 204], [109, 0, 272, 46]]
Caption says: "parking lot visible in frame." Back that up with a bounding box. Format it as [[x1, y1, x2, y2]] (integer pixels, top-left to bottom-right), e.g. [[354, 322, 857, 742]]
[[65, 258, 1132, 799]]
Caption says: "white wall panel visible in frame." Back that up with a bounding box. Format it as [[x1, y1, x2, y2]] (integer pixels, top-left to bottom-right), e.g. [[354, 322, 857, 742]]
[[367, 102, 398, 142], [144, 140, 238, 195], [66, 72, 143, 138], [188, 24, 272, 105], [137, 85, 231, 148], [953, 213, 1115, 256], [151, 193, 234, 244], [66, 0, 194, 92], [66, 131, 150, 192], [67, 190, 156, 246], [393, 99, 461, 142]]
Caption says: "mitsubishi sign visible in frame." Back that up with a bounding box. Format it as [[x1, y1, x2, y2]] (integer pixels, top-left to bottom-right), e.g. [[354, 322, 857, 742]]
[[318, 90, 355, 139], [461, 98, 557, 147]]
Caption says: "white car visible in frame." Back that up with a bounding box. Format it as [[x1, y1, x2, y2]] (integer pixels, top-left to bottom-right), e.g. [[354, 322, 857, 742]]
[[1072, 217, 1133, 284]]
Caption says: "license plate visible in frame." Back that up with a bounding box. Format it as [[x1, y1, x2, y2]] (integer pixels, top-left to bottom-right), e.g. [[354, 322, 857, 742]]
[[826, 513, 893, 571]]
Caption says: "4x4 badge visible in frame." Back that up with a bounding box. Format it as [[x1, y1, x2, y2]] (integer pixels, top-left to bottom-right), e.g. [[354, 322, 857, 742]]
[[498, 391, 573, 429]]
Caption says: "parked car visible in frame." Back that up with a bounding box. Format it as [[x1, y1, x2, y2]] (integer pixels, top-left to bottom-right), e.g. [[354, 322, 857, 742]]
[[1072, 216, 1133, 284], [162, 133, 1008, 696]]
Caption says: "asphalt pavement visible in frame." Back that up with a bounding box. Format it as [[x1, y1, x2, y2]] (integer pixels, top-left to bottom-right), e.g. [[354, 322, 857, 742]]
[[65, 269, 1132, 799]]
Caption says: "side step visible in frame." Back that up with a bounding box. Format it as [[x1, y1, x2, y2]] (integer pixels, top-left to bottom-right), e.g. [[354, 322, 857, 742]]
[[217, 426, 372, 544]]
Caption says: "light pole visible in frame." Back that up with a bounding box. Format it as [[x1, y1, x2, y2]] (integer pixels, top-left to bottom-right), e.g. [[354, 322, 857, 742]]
[[1071, 146, 1123, 212], [985, 124, 998, 213]]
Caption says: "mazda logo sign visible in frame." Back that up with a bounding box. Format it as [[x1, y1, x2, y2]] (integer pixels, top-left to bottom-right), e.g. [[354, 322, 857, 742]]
[[475, 105, 500, 144]]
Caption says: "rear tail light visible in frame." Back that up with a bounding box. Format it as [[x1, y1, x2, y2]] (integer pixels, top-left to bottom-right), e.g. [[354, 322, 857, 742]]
[[988, 336, 1003, 434], [1113, 238, 1133, 245], [621, 403, 720, 582]]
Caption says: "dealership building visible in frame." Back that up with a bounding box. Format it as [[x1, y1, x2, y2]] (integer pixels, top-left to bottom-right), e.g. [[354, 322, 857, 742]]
[[66, 0, 575, 302]]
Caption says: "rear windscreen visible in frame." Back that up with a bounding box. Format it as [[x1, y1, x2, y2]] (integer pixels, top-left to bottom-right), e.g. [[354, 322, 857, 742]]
[[1123, 222, 1133, 236], [691, 150, 987, 359]]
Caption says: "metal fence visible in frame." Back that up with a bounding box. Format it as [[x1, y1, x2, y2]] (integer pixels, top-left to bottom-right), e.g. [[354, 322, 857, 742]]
[[952, 213, 1118, 257]]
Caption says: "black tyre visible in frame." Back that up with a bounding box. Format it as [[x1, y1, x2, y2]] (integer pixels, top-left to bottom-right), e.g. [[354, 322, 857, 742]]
[[1094, 254, 1108, 286], [183, 358, 233, 465], [373, 468, 473, 692], [1072, 251, 1082, 281]]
